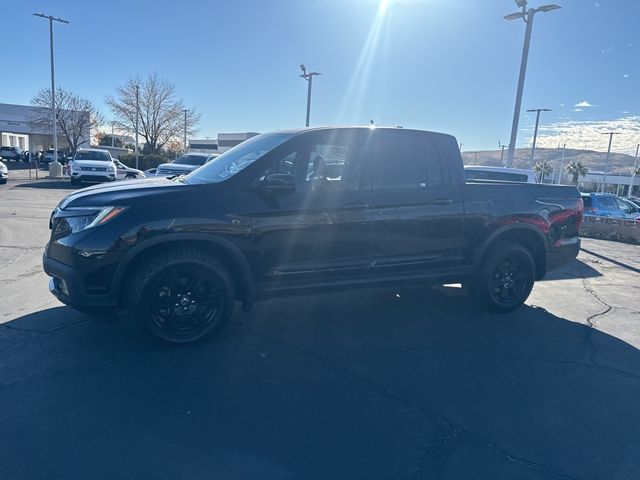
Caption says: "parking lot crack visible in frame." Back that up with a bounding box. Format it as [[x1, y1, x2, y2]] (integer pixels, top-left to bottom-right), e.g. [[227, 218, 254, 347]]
[[236, 320, 584, 480], [0, 247, 31, 269], [415, 429, 581, 480]]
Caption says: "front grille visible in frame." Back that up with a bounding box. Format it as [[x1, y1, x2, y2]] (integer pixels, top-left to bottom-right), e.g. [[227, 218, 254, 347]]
[[80, 175, 111, 182], [80, 166, 107, 172]]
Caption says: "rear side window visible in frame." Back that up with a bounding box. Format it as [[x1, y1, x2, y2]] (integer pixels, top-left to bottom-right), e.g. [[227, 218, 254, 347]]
[[582, 196, 592, 208], [370, 131, 443, 190], [596, 196, 617, 209]]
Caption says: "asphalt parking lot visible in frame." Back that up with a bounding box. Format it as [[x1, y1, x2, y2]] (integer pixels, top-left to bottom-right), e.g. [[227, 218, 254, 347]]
[[1, 177, 639, 479]]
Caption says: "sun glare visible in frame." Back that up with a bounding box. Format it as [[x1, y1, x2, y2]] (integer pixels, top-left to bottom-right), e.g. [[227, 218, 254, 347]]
[[378, 0, 391, 15]]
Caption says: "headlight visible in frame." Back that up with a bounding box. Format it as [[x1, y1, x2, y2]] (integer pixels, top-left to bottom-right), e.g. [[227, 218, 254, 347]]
[[0, 163, 7, 173], [52, 206, 127, 235]]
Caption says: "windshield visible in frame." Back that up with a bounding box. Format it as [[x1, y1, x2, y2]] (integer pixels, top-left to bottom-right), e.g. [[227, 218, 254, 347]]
[[186, 132, 294, 184], [174, 154, 209, 166], [74, 151, 111, 161]]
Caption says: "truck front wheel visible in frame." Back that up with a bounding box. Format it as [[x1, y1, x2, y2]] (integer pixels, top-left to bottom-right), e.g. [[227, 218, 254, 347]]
[[467, 241, 535, 313], [128, 249, 235, 343]]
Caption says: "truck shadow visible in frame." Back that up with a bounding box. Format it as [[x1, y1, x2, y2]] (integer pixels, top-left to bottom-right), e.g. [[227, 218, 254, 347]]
[[539, 258, 601, 281], [0, 287, 638, 478]]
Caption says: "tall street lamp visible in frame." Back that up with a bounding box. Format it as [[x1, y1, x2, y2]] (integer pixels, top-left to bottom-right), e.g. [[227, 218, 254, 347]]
[[526, 108, 551, 165], [33, 13, 69, 166], [135, 84, 140, 169], [499, 141, 507, 165], [600, 132, 620, 193], [504, 0, 561, 167], [629, 143, 639, 198], [299, 64, 321, 127]]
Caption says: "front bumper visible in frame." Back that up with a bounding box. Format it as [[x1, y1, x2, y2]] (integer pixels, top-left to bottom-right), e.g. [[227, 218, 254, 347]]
[[44, 253, 119, 308]]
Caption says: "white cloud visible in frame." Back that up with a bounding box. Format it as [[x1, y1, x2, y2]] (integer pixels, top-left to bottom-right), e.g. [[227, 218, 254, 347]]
[[601, 46, 615, 54], [623, 74, 630, 78], [572, 108, 583, 112], [559, 103, 565, 107], [531, 116, 640, 154], [575, 101, 595, 108]]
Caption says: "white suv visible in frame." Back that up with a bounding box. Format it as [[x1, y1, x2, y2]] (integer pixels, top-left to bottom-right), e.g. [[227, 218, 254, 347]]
[[69, 149, 117, 185]]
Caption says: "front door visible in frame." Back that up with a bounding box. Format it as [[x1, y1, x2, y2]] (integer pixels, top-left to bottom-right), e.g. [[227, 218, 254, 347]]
[[249, 129, 373, 290]]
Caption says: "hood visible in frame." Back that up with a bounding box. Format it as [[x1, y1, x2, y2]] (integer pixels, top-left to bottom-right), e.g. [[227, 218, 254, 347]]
[[71, 160, 115, 169], [59, 176, 185, 209]]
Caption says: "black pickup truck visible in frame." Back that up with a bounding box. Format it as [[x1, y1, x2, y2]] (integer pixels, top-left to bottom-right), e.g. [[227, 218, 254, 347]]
[[44, 127, 582, 343]]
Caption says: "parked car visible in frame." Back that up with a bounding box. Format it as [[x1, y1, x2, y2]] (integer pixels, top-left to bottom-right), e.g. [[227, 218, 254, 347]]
[[624, 197, 640, 211], [0, 160, 7, 184], [112, 158, 145, 180], [154, 153, 218, 177], [68, 148, 117, 185], [465, 166, 537, 183], [622, 198, 640, 212], [0, 146, 25, 162], [44, 126, 582, 343], [144, 168, 157, 176], [581, 193, 638, 219], [43, 149, 67, 163]]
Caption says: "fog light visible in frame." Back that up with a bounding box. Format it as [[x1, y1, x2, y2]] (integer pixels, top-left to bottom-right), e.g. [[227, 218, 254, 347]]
[[53, 276, 69, 296]]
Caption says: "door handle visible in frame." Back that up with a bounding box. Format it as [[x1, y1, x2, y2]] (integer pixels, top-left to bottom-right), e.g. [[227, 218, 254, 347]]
[[427, 198, 454, 205]]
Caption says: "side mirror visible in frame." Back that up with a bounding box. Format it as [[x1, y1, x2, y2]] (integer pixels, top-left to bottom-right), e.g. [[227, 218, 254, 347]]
[[260, 173, 295, 195]]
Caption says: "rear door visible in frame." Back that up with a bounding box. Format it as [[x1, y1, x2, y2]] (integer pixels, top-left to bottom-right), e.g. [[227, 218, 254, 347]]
[[367, 130, 465, 280]]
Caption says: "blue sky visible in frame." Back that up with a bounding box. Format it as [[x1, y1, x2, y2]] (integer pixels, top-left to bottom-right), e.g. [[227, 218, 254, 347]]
[[3, 0, 640, 153]]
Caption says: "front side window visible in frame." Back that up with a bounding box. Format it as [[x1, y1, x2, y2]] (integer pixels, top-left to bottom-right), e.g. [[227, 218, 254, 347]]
[[256, 130, 367, 192]]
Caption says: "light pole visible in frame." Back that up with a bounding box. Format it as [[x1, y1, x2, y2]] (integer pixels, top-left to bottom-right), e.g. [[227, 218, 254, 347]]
[[111, 121, 115, 147], [504, 1, 561, 167], [600, 132, 620, 193], [526, 108, 551, 165], [33, 13, 69, 167], [628, 143, 639, 198], [183, 109, 188, 152], [299, 64, 321, 127], [499, 141, 507, 165], [135, 84, 139, 169]]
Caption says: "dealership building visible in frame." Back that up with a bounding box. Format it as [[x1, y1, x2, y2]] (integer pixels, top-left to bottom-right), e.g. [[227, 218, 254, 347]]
[[189, 132, 260, 154], [0, 102, 90, 154]]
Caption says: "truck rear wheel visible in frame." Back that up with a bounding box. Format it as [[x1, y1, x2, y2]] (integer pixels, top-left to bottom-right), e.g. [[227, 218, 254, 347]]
[[467, 241, 535, 313], [129, 249, 235, 343]]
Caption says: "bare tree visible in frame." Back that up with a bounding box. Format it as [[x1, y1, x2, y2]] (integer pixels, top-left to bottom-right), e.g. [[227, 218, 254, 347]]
[[30, 87, 103, 154], [105, 73, 200, 153]]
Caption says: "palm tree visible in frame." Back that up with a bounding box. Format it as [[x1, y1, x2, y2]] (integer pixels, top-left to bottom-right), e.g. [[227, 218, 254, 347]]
[[534, 160, 553, 183], [565, 161, 588, 185]]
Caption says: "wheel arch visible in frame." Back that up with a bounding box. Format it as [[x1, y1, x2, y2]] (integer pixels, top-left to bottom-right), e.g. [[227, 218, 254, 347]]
[[475, 225, 548, 280], [113, 233, 255, 309]]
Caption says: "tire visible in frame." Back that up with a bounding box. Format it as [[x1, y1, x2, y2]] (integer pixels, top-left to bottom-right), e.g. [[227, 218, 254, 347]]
[[128, 249, 235, 343], [467, 241, 535, 313]]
